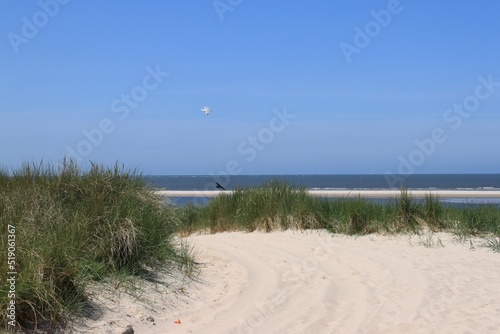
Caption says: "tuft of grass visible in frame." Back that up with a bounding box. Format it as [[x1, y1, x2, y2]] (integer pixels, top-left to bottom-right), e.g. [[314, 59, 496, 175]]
[[317, 198, 382, 235], [176, 241, 201, 279], [191, 180, 323, 233], [0, 161, 190, 332], [456, 204, 500, 236], [178, 203, 206, 236], [415, 232, 444, 248], [423, 193, 446, 230], [483, 237, 500, 253], [392, 188, 420, 231]]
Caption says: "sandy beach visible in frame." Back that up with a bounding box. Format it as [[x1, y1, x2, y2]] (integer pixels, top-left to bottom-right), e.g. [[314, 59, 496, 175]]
[[77, 230, 500, 334]]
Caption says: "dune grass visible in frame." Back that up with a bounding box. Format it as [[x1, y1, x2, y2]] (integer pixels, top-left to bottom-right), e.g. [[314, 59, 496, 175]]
[[180, 180, 500, 239], [453, 203, 500, 236], [0, 161, 192, 332], [180, 181, 404, 235], [200, 181, 322, 232], [483, 237, 500, 253]]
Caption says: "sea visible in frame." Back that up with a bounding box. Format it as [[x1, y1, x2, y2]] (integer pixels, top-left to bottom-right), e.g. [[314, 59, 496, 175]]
[[144, 174, 500, 206]]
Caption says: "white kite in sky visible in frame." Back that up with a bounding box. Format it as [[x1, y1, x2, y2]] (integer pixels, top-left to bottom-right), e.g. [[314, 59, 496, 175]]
[[201, 106, 211, 115]]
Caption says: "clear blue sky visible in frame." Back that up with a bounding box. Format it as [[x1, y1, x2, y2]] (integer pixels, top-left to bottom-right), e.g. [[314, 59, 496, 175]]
[[1, 1, 499, 175]]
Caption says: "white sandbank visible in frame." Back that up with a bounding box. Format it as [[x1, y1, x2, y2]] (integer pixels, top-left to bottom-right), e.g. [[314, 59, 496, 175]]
[[77, 231, 500, 333]]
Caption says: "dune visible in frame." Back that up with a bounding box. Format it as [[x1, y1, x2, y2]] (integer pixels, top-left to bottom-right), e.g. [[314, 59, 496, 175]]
[[77, 230, 500, 334]]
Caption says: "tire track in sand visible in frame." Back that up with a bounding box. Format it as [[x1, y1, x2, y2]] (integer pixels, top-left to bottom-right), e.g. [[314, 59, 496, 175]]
[[166, 231, 500, 334]]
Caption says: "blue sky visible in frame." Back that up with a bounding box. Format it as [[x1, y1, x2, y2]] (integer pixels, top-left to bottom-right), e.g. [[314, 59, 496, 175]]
[[1, 1, 499, 175]]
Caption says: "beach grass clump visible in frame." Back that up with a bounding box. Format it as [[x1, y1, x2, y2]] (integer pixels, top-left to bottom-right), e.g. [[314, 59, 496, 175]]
[[316, 198, 383, 235], [179, 203, 207, 235], [0, 161, 187, 332], [180, 181, 393, 236], [187, 180, 323, 233], [422, 193, 447, 231], [415, 232, 445, 248], [389, 188, 422, 232], [455, 203, 500, 236], [483, 237, 500, 252], [180, 183, 447, 236]]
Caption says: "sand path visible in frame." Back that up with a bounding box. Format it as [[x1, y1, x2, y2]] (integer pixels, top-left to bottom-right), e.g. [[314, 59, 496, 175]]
[[82, 231, 500, 333], [160, 231, 500, 333]]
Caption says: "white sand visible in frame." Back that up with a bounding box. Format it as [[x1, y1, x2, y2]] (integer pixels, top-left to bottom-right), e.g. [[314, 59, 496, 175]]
[[77, 231, 500, 334]]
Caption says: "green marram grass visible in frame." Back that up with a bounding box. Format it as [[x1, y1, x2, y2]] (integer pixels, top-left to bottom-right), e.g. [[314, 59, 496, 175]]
[[0, 161, 192, 332], [181, 180, 415, 234], [180, 180, 500, 238]]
